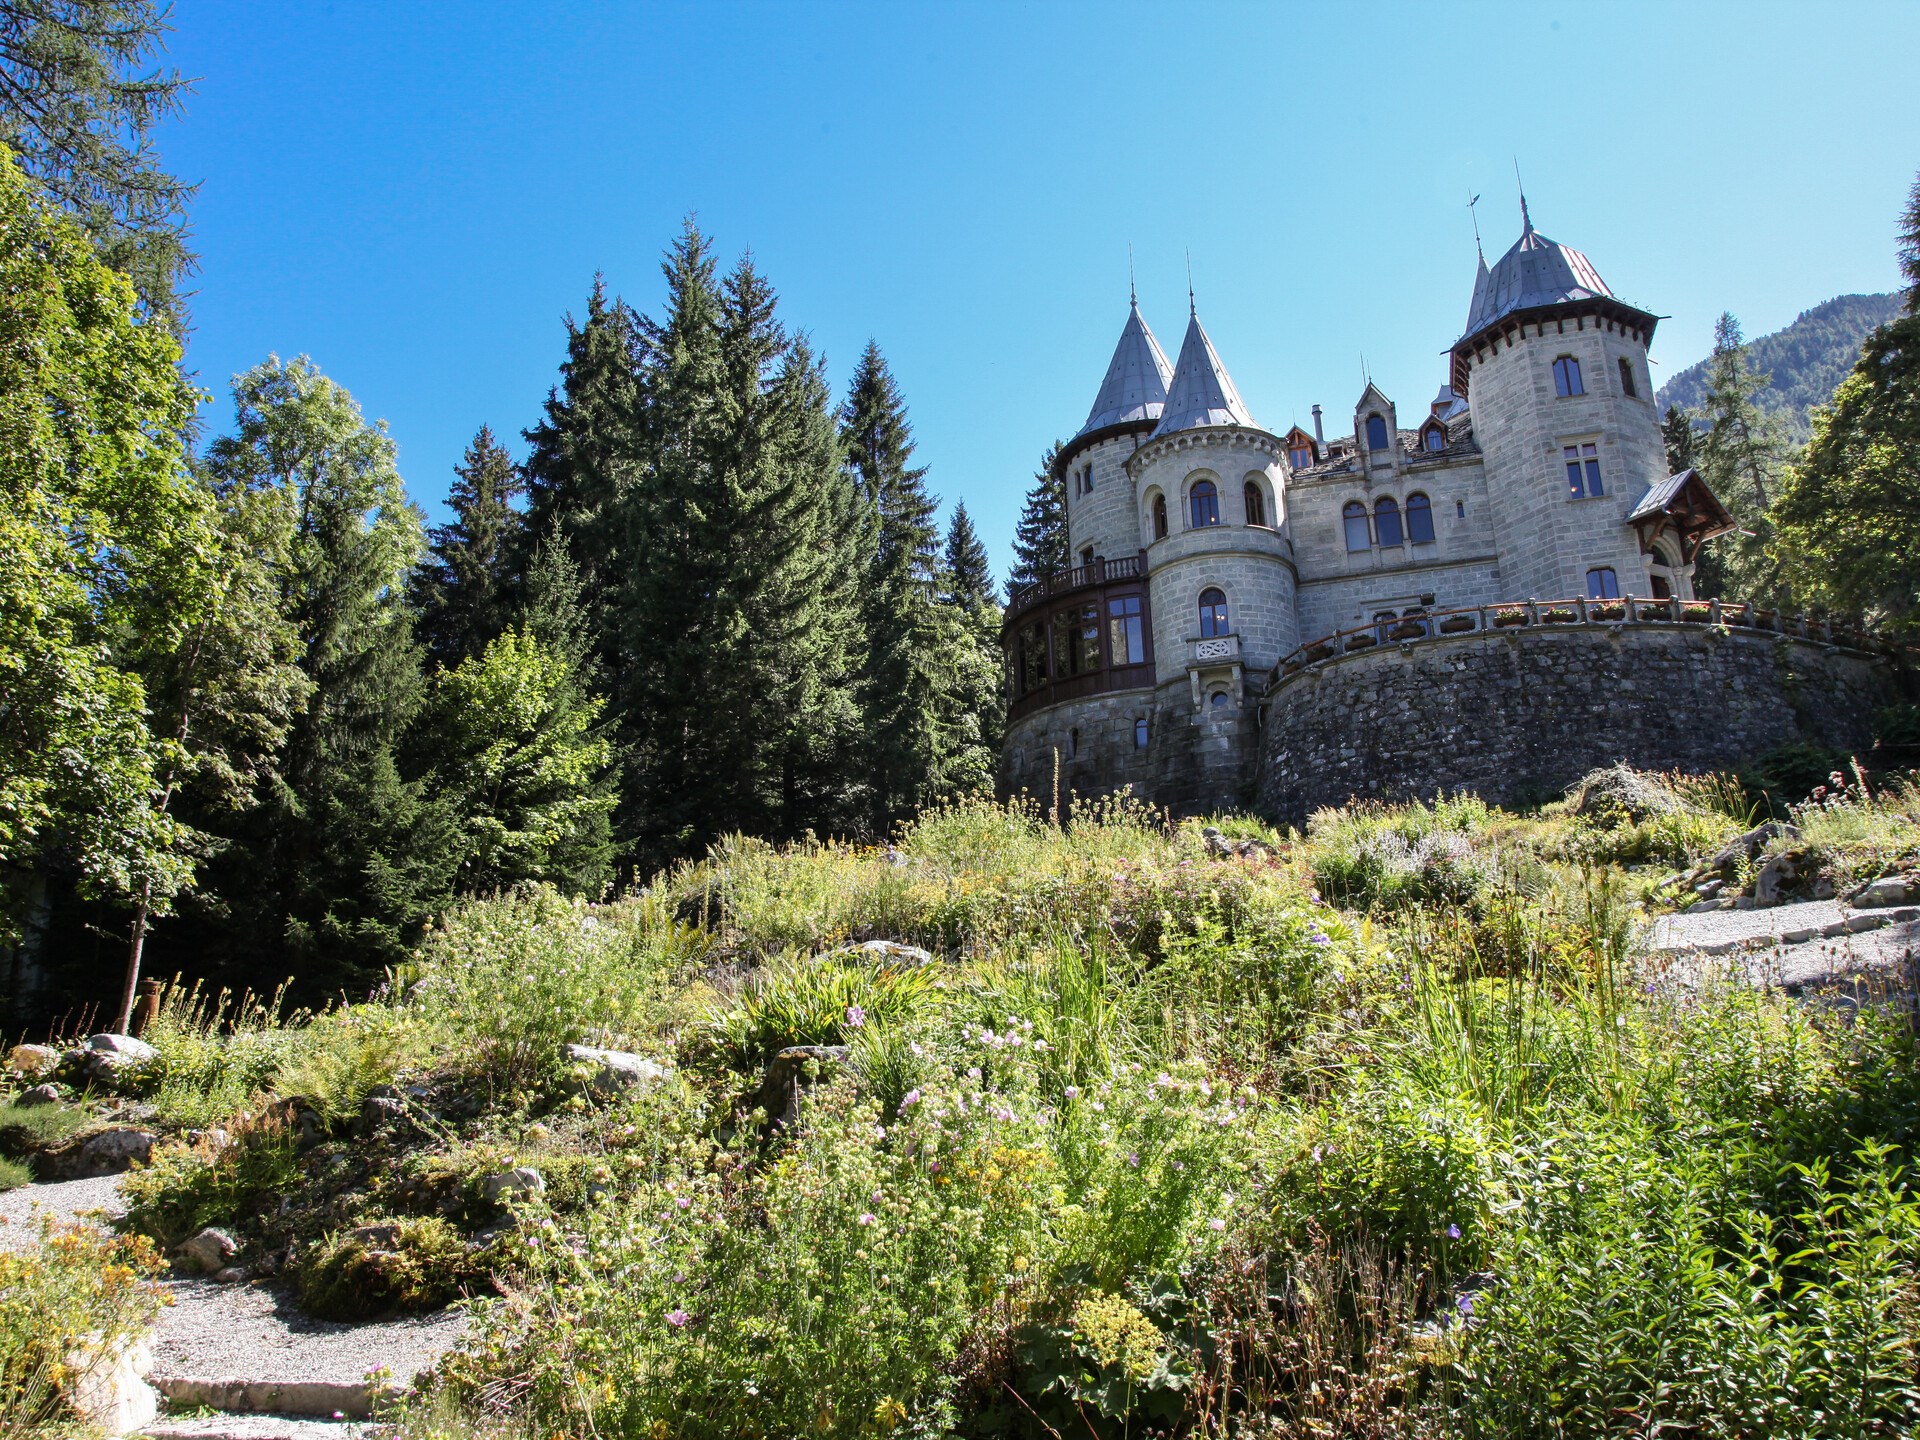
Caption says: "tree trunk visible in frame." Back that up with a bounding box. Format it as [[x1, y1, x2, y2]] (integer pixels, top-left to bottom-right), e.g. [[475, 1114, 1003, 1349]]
[[113, 879, 153, 1034]]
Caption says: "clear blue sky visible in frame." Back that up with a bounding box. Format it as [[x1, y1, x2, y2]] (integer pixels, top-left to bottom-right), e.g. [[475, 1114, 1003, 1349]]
[[161, 1, 1919, 578]]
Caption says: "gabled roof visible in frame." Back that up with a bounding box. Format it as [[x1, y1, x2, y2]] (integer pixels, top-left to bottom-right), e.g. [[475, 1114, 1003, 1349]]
[[1460, 205, 1624, 343], [1629, 468, 1736, 564], [1151, 311, 1255, 438], [1355, 381, 1393, 415], [1078, 301, 1174, 436]]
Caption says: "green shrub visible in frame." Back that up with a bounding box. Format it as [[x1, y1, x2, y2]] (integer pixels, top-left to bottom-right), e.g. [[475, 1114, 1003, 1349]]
[[703, 951, 939, 1073], [136, 978, 300, 1128], [0, 1100, 88, 1157], [0, 1158, 30, 1192], [119, 1110, 303, 1245], [273, 1006, 412, 1132], [297, 1215, 476, 1320]]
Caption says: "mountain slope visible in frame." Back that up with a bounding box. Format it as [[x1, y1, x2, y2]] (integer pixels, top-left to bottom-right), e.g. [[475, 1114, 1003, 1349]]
[[1656, 291, 1901, 443]]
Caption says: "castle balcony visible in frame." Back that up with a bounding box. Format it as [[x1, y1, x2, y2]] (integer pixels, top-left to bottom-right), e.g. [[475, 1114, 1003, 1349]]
[[1003, 552, 1154, 725], [1190, 633, 1241, 667]]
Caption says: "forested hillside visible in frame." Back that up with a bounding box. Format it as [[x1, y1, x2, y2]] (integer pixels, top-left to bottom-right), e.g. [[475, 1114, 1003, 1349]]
[[1657, 291, 1900, 441]]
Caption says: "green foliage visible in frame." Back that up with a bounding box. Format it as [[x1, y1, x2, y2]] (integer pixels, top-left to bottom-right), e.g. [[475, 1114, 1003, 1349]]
[[120, 1112, 303, 1246], [133, 978, 298, 1128], [705, 952, 939, 1073], [411, 425, 526, 669], [0, 144, 205, 946], [1006, 439, 1067, 598], [1692, 312, 1794, 603], [296, 1215, 476, 1320], [0, 1, 195, 328], [0, 1099, 88, 1156], [0, 1157, 28, 1192], [272, 1006, 411, 1132]]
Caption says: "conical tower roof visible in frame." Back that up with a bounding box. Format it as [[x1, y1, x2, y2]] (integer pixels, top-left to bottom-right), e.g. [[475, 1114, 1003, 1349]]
[[1461, 202, 1616, 342], [1151, 310, 1255, 438], [1078, 301, 1174, 436]]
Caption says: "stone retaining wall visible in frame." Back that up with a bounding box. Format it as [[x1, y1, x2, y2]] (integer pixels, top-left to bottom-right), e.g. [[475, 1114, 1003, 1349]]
[[1256, 622, 1898, 826]]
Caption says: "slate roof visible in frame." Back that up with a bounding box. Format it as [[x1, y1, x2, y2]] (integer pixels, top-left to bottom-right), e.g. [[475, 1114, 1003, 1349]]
[[1078, 301, 1174, 436], [1151, 311, 1256, 438], [1629, 469, 1695, 521], [1461, 205, 1622, 343]]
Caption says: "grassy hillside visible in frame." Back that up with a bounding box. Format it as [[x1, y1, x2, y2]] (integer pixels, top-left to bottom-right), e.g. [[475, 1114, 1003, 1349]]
[[1657, 291, 1901, 442], [7, 773, 1920, 1436]]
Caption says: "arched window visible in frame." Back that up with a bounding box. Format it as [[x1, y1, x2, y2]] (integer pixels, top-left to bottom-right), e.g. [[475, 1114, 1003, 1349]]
[[1373, 610, 1398, 643], [1189, 479, 1220, 528], [1586, 567, 1620, 600], [1553, 356, 1584, 397], [1365, 414, 1390, 451], [1406, 492, 1435, 544], [1198, 587, 1229, 638], [1133, 717, 1149, 749], [1151, 493, 1168, 540], [1423, 424, 1446, 451], [1343, 500, 1371, 552], [1243, 481, 1266, 528], [1068, 727, 1080, 759], [1375, 496, 1404, 547]]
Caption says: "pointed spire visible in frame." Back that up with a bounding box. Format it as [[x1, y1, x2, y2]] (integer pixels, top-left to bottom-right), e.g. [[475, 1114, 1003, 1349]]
[[1150, 309, 1255, 438], [1514, 158, 1533, 238], [1186, 251, 1196, 316], [1078, 299, 1174, 435], [1128, 244, 1136, 307]]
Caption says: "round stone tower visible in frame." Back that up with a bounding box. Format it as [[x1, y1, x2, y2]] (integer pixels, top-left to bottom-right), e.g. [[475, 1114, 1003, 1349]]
[[1449, 201, 1680, 601]]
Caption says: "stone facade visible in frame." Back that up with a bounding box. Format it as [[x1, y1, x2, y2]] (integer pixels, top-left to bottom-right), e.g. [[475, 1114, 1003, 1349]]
[[1255, 623, 1895, 826], [1001, 209, 1774, 818]]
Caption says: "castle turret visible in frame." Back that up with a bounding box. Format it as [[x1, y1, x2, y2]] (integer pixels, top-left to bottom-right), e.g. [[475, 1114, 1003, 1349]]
[[1450, 203, 1679, 600], [1060, 300, 1172, 565]]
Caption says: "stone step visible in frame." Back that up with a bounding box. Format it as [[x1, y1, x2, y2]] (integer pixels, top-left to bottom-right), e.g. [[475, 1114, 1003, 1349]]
[[136, 1416, 378, 1440], [152, 1375, 397, 1420]]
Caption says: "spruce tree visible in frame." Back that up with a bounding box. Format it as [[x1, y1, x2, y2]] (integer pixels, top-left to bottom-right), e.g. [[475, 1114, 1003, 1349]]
[[1693, 314, 1790, 602], [1661, 405, 1696, 476], [842, 341, 942, 829], [411, 425, 525, 669], [1007, 441, 1067, 598], [1900, 170, 1920, 313], [198, 356, 458, 995], [942, 502, 995, 612], [522, 277, 644, 677]]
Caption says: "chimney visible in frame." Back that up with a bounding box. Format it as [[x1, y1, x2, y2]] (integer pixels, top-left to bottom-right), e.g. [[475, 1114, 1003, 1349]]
[[1310, 404, 1324, 444]]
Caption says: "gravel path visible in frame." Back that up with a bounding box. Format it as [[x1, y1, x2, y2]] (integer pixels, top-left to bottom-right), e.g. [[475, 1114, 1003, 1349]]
[[138, 1418, 374, 1439], [152, 1278, 467, 1388], [0, 1172, 126, 1250], [1648, 900, 1920, 955]]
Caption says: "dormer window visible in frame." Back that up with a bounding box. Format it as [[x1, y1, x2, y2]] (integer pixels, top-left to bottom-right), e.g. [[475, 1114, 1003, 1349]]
[[1288, 441, 1314, 468], [1553, 356, 1584, 397], [1365, 414, 1390, 451], [1423, 424, 1446, 452], [1189, 479, 1220, 528]]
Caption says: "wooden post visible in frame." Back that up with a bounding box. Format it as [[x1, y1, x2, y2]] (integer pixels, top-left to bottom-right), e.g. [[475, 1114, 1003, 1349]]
[[131, 978, 163, 1037]]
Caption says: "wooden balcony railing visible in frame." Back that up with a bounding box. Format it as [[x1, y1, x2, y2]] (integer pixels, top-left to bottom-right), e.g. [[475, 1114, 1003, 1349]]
[[1006, 553, 1144, 626]]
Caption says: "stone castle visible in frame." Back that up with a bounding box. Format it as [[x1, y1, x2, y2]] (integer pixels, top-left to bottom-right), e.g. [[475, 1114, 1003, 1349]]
[[1000, 206, 1894, 819]]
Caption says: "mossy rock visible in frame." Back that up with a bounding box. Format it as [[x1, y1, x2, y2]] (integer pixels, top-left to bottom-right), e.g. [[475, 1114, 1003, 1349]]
[[295, 1215, 476, 1320]]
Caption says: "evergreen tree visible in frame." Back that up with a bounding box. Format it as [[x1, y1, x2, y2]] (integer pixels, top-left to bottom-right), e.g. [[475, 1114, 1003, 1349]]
[[0, 1, 195, 328], [942, 502, 995, 612], [521, 277, 644, 676], [198, 356, 458, 995], [842, 341, 942, 828], [1693, 314, 1790, 602], [1661, 404, 1696, 476], [1007, 441, 1066, 598], [411, 425, 526, 668], [1900, 170, 1920, 312]]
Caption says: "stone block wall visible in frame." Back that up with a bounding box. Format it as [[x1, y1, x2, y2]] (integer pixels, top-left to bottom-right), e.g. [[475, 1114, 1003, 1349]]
[[1064, 430, 1153, 562], [1256, 623, 1896, 826], [1002, 689, 1159, 808]]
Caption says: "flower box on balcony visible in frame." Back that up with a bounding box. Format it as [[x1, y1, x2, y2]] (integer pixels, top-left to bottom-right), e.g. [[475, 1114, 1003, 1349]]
[[1344, 634, 1377, 652], [1438, 616, 1476, 634], [1493, 609, 1527, 628]]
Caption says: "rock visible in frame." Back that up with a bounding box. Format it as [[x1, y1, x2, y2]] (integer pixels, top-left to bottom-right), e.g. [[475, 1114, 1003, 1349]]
[[1705, 821, 1801, 875], [1693, 879, 1725, 901], [1754, 850, 1806, 906], [1811, 876, 1837, 900], [86, 1033, 157, 1062], [840, 939, 936, 968], [562, 1044, 672, 1099], [359, 1094, 408, 1132], [68, 1334, 156, 1436], [348, 1222, 402, 1248], [212, 1265, 249, 1284], [6, 1043, 58, 1078], [16, 1083, 60, 1107], [757, 1045, 849, 1127], [1851, 874, 1919, 908], [1201, 826, 1278, 860], [180, 1226, 239, 1274], [72, 1127, 155, 1177], [484, 1166, 545, 1205]]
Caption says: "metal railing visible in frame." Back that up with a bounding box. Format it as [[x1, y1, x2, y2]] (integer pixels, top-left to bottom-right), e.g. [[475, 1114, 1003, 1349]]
[[1272, 596, 1884, 684]]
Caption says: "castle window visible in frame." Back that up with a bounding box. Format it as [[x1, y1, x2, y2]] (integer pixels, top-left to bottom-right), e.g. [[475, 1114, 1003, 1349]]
[[1456, 499, 1465, 518], [1080, 546, 1094, 568], [1406, 492, 1435, 544], [1151, 493, 1168, 540], [1050, 603, 1102, 677], [1373, 610, 1398, 643], [1365, 414, 1390, 451], [1288, 441, 1313, 468], [1587, 567, 1620, 600], [1375, 496, 1404, 547], [1424, 425, 1446, 451], [1209, 689, 1229, 708], [1553, 356, 1584, 397], [1084, 466, 1095, 492], [1017, 621, 1047, 695], [1343, 500, 1371, 552], [1563, 443, 1604, 497], [1134, 717, 1149, 749], [1107, 595, 1144, 666], [1617, 356, 1638, 397], [1198, 587, 1229, 638], [1189, 479, 1220, 528], [1243, 481, 1266, 528], [1069, 728, 1079, 759]]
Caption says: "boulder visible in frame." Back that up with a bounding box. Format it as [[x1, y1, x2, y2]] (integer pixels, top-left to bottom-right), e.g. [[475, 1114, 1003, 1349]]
[[68, 1334, 156, 1436], [17, 1083, 61, 1107], [212, 1266, 249, 1284], [348, 1222, 402, 1249], [484, 1166, 546, 1205], [1851, 873, 1919, 908], [562, 1044, 672, 1099], [86, 1033, 157, 1062], [6, 1043, 58, 1078], [180, 1227, 238, 1274], [1201, 826, 1279, 860], [839, 939, 936, 968], [70, 1127, 156, 1177], [1753, 850, 1808, 906], [1703, 822, 1800, 876], [757, 1045, 849, 1127], [358, 1094, 408, 1132]]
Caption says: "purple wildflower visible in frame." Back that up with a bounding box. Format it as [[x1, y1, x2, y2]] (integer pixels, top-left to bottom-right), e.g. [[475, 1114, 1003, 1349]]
[[1447, 1224, 1461, 1239], [901, 1088, 921, 1107], [845, 1004, 866, 1028], [676, 1196, 691, 1210], [858, 1212, 877, 1226], [1063, 1085, 1080, 1100], [667, 1308, 690, 1327], [1456, 1294, 1474, 1317]]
